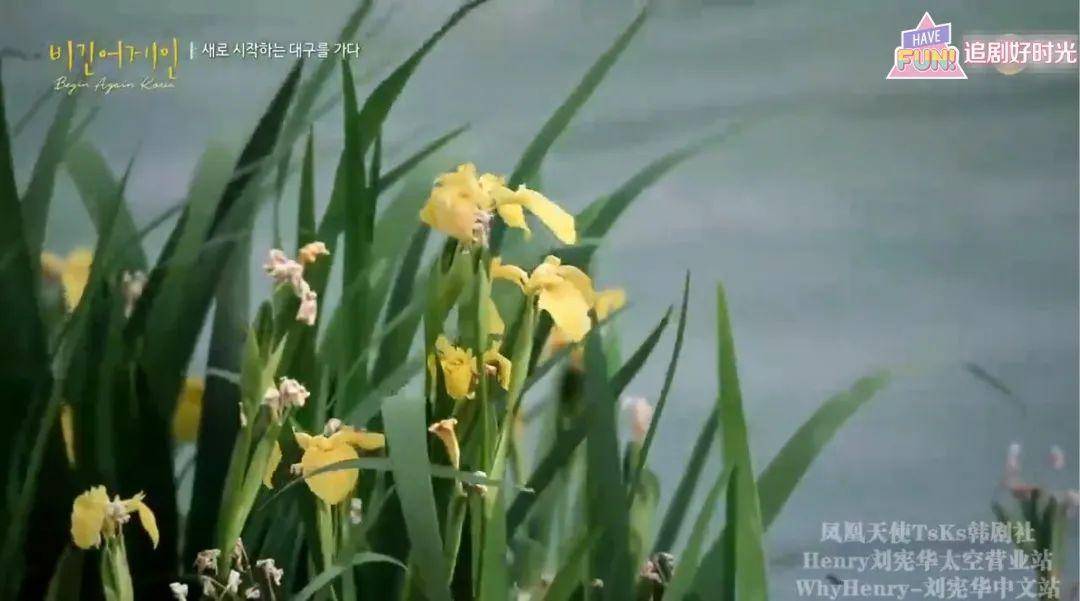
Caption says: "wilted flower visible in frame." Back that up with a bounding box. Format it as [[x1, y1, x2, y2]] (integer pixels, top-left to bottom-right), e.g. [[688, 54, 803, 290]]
[[168, 582, 189, 601], [278, 378, 310, 409], [482, 345, 513, 391], [256, 558, 285, 587], [262, 249, 304, 292], [278, 427, 387, 504], [173, 377, 205, 443], [70, 486, 158, 550], [419, 163, 576, 246], [225, 570, 242, 594], [298, 241, 330, 265], [262, 378, 309, 422], [428, 418, 461, 470], [195, 549, 221, 574], [492, 255, 596, 342], [296, 281, 318, 326]]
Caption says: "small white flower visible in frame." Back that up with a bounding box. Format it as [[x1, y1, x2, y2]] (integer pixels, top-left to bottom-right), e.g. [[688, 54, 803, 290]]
[[289, 463, 304, 476], [349, 498, 364, 525], [245, 586, 262, 599], [225, 570, 242, 594], [256, 558, 285, 587], [168, 582, 189, 601], [194, 549, 221, 574], [200, 576, 216, 598], [121, 270, 148, 318]]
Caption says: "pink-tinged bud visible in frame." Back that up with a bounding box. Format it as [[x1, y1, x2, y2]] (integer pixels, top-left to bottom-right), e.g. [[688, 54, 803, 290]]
[[1005, 442, 1022, 475], [296, 281, 318, 326], [121, 270, 147, 317], [623, 396, 653, 443], [1049, 445, 1066, 470]]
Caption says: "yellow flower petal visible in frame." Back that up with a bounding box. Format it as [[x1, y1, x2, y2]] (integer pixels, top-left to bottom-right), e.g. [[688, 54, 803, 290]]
[[295, 431, 313, 450], [483, 347, 513, 391], [428, 418, 460, 470], [537, 278, 591, 343], [300, 436, 360, 504], [490, 258, 528, 291], [60, 249, 93, 310], [172, 378, 205, 443], [136, 500, 159, 549], [334, 427, 386, 451], [263, 441, 282, 489], [419, 189, 479, 243], [555, 264, 595, 306], [495, 203, 531, 238], [514, 186, 576, 245], [594, 288, 626, 321], [60, 404, 76, 467], [435, 336, 477, 401], [70, 486, 109, 549]]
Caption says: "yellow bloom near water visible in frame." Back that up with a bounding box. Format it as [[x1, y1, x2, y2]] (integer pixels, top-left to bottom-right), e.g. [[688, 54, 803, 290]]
[[419, 163, 576, 245], [288, 427, 386, 504], [70, 486, 159, 550], [492, 255, 597, 342], [41, 248, 93, 310], [549, 287, 626, 367]]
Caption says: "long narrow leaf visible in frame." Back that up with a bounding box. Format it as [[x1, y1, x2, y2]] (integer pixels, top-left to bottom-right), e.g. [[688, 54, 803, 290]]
[[756, 372, 889, 529], [383, 395, 451, 601]]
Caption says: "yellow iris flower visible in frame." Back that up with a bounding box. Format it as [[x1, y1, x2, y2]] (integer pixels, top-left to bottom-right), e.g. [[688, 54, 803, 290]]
[[288, 427, 386, 504], [70, 486, 159, 550], [548, 288, 626, 365], [492, 255, 597, 342], [172, 377, 205, 443], [419, 163, 576, 245], [41, 248, 93, 310], [431, 335, 478, 401], [429, 335, 513, 400]]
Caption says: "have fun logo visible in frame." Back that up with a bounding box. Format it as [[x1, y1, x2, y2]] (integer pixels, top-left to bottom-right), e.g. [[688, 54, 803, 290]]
[[886, 12, 967, 80]]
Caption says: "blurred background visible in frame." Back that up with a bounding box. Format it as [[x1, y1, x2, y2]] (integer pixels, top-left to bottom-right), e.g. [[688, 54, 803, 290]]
[[3, 0, 1077, 595]]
